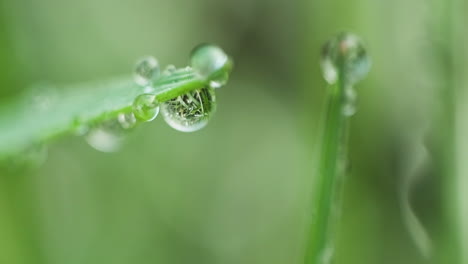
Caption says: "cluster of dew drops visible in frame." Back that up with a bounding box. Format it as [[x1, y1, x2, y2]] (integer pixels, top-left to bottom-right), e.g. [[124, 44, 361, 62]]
[[86, 44, 231, 152]]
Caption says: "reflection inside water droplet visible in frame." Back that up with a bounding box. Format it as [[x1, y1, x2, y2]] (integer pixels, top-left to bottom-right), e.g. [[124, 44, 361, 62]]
[[160, 87, 216, 132], [321, 33, 370, 85], [134, 56, 160, 86]]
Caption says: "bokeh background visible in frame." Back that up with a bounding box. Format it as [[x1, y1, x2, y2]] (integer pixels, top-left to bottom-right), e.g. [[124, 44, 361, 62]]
[[1, 0, 467, 264]]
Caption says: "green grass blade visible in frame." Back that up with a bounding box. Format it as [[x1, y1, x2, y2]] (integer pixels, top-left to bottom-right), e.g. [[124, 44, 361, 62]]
[[0, 65, 227, 158], [305, 77, 350, 264], [305, 32, 370, 264]]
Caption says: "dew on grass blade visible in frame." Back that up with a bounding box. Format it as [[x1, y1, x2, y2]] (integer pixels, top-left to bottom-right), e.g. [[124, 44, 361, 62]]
[[162, 64, 177, 76], [342, 87, 357, 117], [86, 128, 122, 152], [85, 119, 128, 152], [190, 44, 231, 88], [132, 94, 160, 122], [134, 56, 160, 86], [160, 87, 216, 132], [118, 112, 137, 129], [321, 33, 370, 85]]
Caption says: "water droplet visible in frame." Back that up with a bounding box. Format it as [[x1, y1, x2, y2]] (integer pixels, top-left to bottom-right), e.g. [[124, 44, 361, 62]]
[[134, 56, 160, 86], [118, 112, 137, 129], [163, 64, 177, 76], [132, 94, 160, 122], [321, 33, 370, 85], [86, 128, 122, 152], [85, 120, 127, 152], [160, 87, 216, 132], [342, 87, 357, 116], [29, 83, 58, 111], [190, 44, 231, 87]]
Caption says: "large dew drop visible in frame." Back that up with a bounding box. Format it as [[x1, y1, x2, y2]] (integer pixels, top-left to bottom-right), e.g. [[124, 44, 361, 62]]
[[321, 33, 370, 85], [132, 94, 160, 122], [134, 56, 160, 86], [190, 44, 231, 88], [160, 87, 216, 132]]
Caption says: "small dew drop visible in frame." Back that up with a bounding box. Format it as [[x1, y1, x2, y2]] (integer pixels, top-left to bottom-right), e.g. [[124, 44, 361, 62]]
[[162, 64, 177, 76], [160, 87, 216, 132], [29, 83, 58, 112], [134, 56, 160, 86], [190, 44, 230, 87], [342, 87, 357, 117], [85, 120, 128, 153], [118, 112, 137, 129], [321, 33, 370, 85], [132, 94, 160, 122]]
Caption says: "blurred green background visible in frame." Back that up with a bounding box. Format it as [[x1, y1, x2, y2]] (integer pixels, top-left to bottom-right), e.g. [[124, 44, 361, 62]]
[[0, 0, 466, 263]]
